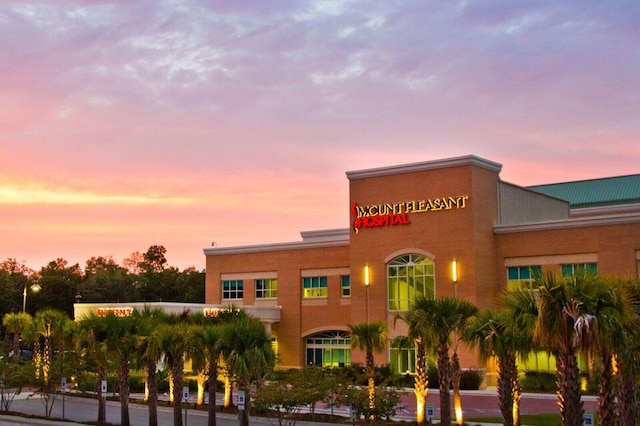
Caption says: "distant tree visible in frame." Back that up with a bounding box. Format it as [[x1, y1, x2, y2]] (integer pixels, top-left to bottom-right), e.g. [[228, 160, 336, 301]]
[[122, 252, 144, 274], [0, 259, 35, 315], [177, 267, 206, 303], [81, 256, 133, 303], [142, 245, 168, 272], [35, 259, 82, 316]]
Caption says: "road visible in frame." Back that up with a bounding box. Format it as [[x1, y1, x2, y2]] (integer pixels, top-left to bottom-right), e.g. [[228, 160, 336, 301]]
[[0, 389, 598, 425]]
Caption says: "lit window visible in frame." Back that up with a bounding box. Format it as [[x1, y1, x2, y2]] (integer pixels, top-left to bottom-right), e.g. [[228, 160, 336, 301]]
[[507, 266, 541, 291], [303, 276, 328, 298], [387, 254, 434, 311], [222, 280, 243, 300], [306, 331, 351, 367], [390, 342, 417, 374], [341, 275, 351, 297], [561, 263, 597, 277], [256, 278, 278, 299]]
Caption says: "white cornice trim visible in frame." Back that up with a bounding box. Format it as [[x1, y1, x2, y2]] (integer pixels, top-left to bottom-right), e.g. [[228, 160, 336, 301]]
[[346, 155, 502, 180], [494, 212, 640, 234], [203, 238, 349, 256]]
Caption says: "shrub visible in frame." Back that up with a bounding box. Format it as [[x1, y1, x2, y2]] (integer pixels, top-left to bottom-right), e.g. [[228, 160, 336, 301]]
[[460, 369, 483, 390], [521, 371, 556, 392]]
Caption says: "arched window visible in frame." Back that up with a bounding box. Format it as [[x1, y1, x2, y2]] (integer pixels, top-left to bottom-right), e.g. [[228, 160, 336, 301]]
[[387, 254, 435, 311], [306, 331, 351, 367]]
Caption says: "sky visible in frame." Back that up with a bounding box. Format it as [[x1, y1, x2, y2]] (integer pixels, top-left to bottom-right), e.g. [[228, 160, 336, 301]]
[[1, 0, 639, 272]]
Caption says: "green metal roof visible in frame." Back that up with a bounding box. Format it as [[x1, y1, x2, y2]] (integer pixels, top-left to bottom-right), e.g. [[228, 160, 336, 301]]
[[527, 174, 640, 209]]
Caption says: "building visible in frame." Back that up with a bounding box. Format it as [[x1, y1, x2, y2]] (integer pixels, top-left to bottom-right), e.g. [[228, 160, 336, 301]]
[[202, 155, 640, 377]]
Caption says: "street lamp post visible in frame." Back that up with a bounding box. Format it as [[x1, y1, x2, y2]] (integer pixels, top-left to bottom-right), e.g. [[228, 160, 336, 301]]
[[22, 282, 41, 313], [364, 265, 370, 323]]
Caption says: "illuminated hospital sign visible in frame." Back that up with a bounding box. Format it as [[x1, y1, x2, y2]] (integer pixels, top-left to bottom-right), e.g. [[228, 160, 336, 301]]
[[352, 195, 469, 233]]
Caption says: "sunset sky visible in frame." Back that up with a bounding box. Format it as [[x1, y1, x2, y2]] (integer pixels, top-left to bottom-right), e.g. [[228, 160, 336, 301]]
[[1, 1, 639, 272]]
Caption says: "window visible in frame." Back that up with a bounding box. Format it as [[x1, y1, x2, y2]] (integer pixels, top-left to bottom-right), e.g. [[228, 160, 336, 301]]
[[256, 278, 278, 299], [561, 263, 597, 277], [222, 280, 243, 300], [306, 331, 351, 367], [507, 266, 541, 290], [390, 342, 417, 374], [388, 254, 435, 311], [341, 275, 351, 297], [303, 276, 328, 298]]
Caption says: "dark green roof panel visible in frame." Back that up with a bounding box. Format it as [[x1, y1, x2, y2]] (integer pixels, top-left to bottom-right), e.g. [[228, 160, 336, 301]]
[[527, 175, 640, 209]]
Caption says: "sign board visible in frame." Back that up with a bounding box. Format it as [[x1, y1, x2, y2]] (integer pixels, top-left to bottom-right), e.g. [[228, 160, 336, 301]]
[[61, 377, 66, 390], [101, 380, 107, 394], [584, 412, 594, 426], [426, 403, 435, 420], [238, 390, 245, 410], [183, 386, 189, 400], [350, 404, 357, 420]]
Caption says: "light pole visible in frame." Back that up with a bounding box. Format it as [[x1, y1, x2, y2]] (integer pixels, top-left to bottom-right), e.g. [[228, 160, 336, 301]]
[[452, 260, 458, 297], [22, 282, 41, 313], [364, 265, 370, 323]]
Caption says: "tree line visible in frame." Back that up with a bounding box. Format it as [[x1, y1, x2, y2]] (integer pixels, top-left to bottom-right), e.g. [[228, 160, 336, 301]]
[[383, 272, 640, 426], [0, 245, 205, 318], [2, 306, 272, 426]]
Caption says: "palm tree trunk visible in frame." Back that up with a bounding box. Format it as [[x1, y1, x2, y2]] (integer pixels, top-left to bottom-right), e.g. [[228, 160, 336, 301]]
[[497, 355, 514, 426], [414, 340, 429, 424], [616, 353, 637, 426], [597, 351, 615, 426], [119, 354, 131, 426], [146, 364, 158, 426], [452, 351, 463, 425], [556, 346, 583, 426], [238, 381, 249, 426], [207, 360, 218, 426], [97, 363, 107, 425], [437, 339, 451, 426], [172, 360, 184, 426], [509, 352, 521, 426]]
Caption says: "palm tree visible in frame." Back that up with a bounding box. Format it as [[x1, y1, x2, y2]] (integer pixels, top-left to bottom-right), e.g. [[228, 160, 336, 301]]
[[28, 309, 69, 384], [221, 314, 274, 426], [157, 318, 191, 426], [349, 321, 387, 417], [610, 279, 640, 426], [134, 307, 166, 426], [76, 312, 110, 425], [507, 272, 605, 426], [390, 331, 431, 424], [190, 321, 225, 426], [406, 295, 477, 426], [102, 312, 137, 426], [2, 312, 32, 358], [464, 308, 533, 426]]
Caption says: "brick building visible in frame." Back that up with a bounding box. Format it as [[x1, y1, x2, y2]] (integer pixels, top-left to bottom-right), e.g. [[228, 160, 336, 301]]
[[203, 155, 640, 376]]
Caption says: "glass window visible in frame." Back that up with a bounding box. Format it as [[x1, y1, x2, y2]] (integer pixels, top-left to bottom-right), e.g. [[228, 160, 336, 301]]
[[341, 275, 351, 297], [388, 254, 435, 311], [306, 331, 351, 367], [303, 276, 328, 298], [222, 280, 243, 300], [561, 263, 597, 277], [507, 266, 542, 291], [256, 278, 278, 299], [390, 342, 417, 374]]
